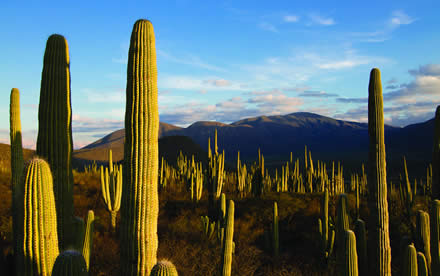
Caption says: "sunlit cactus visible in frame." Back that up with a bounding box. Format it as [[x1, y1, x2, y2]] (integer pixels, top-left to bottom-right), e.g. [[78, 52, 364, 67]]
[[51, 250, 87, 276], [416, 210, 431, 274], [220, 200, 234, 276], [318, 188, 335, 265], [120, 19, 159, 276], [100, 149, 123, 230], [367, 68, 391, 276], [431, 199, 440, 276], [342, 230, 358, 276], [36, 34, 74, 250], [272, 201, 279, 257], [417, 252, 428, 276], [402, 243, 418, 276], [81, 210, 94, 271], [354, 219, 367, 276], [18, 158, 59, 276], [10, 87, 24, 274], [150, 260, 178, 276]]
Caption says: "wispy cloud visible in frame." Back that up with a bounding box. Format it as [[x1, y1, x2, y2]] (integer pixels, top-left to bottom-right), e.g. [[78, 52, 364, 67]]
[[283, 15, 300, 23], [159, 75, 244, 91], [350, 10, 416, 43], [389, 10, 416, 27], [203, 79, 231, 87], [308, 14, 335, 26], [84, 88, 125, 103], [298, 90, 339, 98], [336, 97, 368, 104], [157, 50, 226, 72], [258, 22, 279, 33]]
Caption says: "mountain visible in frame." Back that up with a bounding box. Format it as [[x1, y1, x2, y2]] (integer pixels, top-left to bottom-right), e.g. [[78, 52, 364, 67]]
[[78, 112, 436, 177]]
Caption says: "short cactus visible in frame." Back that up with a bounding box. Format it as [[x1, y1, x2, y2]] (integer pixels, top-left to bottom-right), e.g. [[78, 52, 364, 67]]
[[417, 252, 428, 276], [51, 250, 87, 276], [150, 260, 178, 276], [354, 219, 367, 276], [431, 200, 440, 276], [402, 244, 418, 276], [19, 158, 59, 276], [342, 230, 359, 276], [416, 210, 431, 273]]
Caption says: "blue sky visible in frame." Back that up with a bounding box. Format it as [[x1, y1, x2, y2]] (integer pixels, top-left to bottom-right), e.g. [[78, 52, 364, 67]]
[[1, 0, 439, 149]]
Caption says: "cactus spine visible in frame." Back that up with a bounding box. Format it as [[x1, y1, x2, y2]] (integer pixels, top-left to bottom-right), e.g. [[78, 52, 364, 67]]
[[150, 260, 178, 276], [101, 149, 123, 230], [19, 158, 59, 276], [367, 68, 391, 276], [431, 200, 440, 276], [10, 88, 24, 274], [220, 200, 234, 276], [51, 250, 87, 276], [120, 19, 159, 276], [36, 34, 74, 250]]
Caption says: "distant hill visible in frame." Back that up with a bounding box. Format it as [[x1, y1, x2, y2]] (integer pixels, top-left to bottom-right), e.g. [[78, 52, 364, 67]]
[[79, 112, 436, 177], [0, 143, 35, 166], [73, 134, 207, 170]]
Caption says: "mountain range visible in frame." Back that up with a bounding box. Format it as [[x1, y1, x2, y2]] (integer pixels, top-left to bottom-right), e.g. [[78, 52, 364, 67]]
[[74, 112, 435, 177]]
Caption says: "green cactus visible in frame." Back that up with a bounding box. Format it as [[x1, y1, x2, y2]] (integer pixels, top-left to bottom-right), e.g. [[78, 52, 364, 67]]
[[10, 87, 24, 274], [18, 158, 59, 276], [272, 201, 279, 257], [220, 200, 234, 276], [431, 200, 440, 276], [51, 250, 87, 276], [120, 19, 159, 276], [200, 216, 216, 240], [100, 149, 123, 230], [402, 244, 418, 276], [367, 68, 391, 276], [318, 188, 335, 265], [432, 106, 440, 200], [150, 260, 178, 276], [417, 252, 428, 276], [36, 34, 74, 250], [207, 130, 225, 219], [81, 210, 94, 271], [416, 210, 431, 274], [342, 230, 358, 276], [354, 219, 367, 276]]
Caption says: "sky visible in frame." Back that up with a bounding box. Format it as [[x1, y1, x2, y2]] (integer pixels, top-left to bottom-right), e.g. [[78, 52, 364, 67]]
[[1, 0, 440, 149]]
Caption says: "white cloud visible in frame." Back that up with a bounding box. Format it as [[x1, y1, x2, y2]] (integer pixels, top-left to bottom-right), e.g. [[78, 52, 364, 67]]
[[259, 22, 279, 33], [309, 14, 335, 26], [203, 79, 231, 87], [284, 15, 299, 23], [159, 75, 244, 91], [389, 10, 416, 27]]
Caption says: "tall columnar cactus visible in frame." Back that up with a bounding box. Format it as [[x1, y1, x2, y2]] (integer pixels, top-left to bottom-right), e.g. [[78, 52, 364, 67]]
[[120, 19, 159, 276], [10, 87, 24, 274], [367, 68, 391, 276], [207, 130, 225, 219], [342, 230, 359, 276], [36, 34, 74, 250], [431, 200, 440, 276], [18, 158, 59, 276], [432, 106, 440, 200], [417, 252, 428, 276], [150, 260, 178, 276], [337, 193, 350, 271], [51, 250, 87, 276], [272, 201, 279, 257], [220, 200, 234, 276], [402, 244, 418, 276], [81, 210, 94, 271], [101, 149, 123, 230], [318, 188, 335, 265], [416, 210, 431, 273], [354, 219, 368, 276]]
